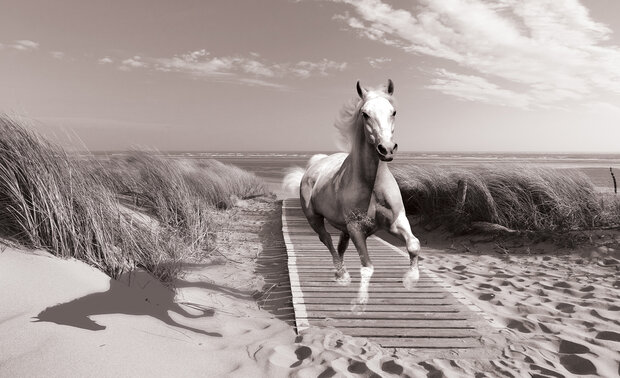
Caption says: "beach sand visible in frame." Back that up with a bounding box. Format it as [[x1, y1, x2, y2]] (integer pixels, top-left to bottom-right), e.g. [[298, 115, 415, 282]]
[[399, 228, 620, 376], [1, 196, 619, 377]]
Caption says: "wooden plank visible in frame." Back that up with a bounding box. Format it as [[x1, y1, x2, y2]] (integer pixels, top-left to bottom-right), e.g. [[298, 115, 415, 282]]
[[300, 298, 456, 305], [292, 273, 435, 280], [304, 304, 463, 312], [301, 292, 450, 299], [336, 327, 480, 338], [293, 286, 450, 292], [303, 311, 470, 320], [291, 273, 435, 280], [310, 319, 475, 328], [290, 282, 440, 288], [369, 337, 482, 349]]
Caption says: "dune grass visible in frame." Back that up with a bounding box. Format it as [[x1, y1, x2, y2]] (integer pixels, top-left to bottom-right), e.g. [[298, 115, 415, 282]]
[[0, 115, 267, 282], [392, 165, 620, 233], [92, 152, 267, 253]]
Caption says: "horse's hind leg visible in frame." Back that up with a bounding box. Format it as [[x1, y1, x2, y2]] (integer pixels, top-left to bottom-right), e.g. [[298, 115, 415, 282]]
[[306, 215, 350, 285], [390, 210, 421, 290]]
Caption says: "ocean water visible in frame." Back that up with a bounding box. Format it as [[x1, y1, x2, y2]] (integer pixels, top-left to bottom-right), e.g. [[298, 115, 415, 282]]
[[163, 151, 620, 191]]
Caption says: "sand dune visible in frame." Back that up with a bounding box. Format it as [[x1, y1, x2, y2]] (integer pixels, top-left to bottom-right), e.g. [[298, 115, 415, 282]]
[[0, 246, 294, 377]]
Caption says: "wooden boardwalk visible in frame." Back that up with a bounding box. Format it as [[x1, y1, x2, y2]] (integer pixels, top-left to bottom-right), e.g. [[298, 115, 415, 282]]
[[282, 198, 501, 350]]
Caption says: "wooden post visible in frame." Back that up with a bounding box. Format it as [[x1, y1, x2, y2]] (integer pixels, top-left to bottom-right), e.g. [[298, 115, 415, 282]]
[[611, 167, 617, 194]]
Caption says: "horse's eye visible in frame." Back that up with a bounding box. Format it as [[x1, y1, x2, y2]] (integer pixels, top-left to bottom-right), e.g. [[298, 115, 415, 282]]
[[362, 112, 369, 120], [392, 111, 397, 117]]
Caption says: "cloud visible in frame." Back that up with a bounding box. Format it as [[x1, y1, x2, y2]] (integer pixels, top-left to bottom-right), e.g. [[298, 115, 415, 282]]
[[98, 56, 114, 64], [2, 39, 40, 51], [367, 57, 391, 68], [119, 56, 147, 71], [290, 59, 348, 78], [50, 51, 65, 59], [115, 49, 347, 87], [427, 69, 530, 108], [330, 0, 620, 109]]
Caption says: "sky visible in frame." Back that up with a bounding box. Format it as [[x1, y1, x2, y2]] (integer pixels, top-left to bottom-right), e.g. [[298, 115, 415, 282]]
[[1, 0, 620, 153]]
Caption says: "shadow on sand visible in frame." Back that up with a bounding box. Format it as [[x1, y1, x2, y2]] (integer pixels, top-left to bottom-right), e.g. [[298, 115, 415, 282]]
[[254, 200, 296, 327], [33, 270, 222, 337]]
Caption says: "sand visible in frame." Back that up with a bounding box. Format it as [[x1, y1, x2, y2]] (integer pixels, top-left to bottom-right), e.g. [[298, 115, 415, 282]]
[[394, 227, 620, 377], [1, 197, 619, 377]]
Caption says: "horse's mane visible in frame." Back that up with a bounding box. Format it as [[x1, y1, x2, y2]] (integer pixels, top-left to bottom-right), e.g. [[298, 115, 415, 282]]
[[333, 89, 394, 152]]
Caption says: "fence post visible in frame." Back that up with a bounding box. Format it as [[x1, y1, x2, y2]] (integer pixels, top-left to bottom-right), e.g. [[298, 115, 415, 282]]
[[610, 167, 617, 194]]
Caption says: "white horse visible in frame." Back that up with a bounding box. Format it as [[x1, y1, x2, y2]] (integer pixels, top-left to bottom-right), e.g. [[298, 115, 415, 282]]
[[284, 79, 421, 311]]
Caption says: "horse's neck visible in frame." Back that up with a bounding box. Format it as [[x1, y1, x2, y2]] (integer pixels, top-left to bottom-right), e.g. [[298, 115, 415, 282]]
[[349, 117, 380, 186]]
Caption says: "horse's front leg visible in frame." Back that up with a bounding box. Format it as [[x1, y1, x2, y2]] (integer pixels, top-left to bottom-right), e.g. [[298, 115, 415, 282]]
[[390, 210, 421, 290], [347, 224, 373, 313]]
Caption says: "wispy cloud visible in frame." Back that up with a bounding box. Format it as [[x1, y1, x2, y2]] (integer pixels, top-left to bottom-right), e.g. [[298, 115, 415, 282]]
[[331, 0, 620, 108], [367, 57, 391, 68], [98, 56, 114, 64], [1, 39, 40, 51], [114, 49, 347, 87], [50, 51, 65, 60], [119, 56, 148, 71], [427, 69, 530, 108]]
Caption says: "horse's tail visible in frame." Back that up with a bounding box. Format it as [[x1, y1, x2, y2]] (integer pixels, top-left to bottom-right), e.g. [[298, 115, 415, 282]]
[[282, 154, 329, 196], [307, 153, 328, 168], [283, 167, 305, 196]]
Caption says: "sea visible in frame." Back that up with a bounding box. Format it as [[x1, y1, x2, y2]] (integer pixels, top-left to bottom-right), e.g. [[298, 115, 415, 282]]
[[157, 151, 620, 193]]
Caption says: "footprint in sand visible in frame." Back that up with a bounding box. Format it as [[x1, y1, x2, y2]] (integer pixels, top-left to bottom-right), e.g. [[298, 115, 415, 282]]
[[479, 283, 501, 292], [381, 360, 403, 376], [347, 360, 369, 375], [317, 366, 337, 378], [507, 319, 535, 333], [478, 293, 495, 301], [530, 363, 565, 378], [559, 355, 597, 375], [289, 346, 313, 368], [295, 346, 312, 360], [595, 331, 620, 342], [559, 339, 590, 354], [555, 303, 575, 313], [553, 281, 571, 289], [580, 285, 595, 292], [538, 322, 553, 334]]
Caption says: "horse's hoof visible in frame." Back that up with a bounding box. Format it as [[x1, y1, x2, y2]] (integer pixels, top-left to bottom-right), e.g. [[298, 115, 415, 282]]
[[335, 271, 351, 286], [403, 268, 420, 290], [351, 297, 368, 314]]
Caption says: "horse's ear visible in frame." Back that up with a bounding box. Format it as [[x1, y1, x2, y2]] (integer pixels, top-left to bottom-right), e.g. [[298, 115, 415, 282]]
[[387, 79, 394, 95], [356, 80, 367, 99]]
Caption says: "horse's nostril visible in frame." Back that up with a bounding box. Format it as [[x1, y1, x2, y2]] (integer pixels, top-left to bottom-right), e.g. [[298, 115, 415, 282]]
[[393, 143, 398, 152], [377, 144, 388, 156]]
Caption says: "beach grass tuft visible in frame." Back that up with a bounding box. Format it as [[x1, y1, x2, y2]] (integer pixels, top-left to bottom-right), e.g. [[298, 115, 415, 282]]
[[393, 165, 620, 233]]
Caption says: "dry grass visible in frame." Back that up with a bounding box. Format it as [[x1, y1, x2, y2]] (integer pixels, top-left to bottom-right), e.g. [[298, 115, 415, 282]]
[[393, 165, 620, 233], [0, 115, 267, 282], [93, 153, 267, 251]]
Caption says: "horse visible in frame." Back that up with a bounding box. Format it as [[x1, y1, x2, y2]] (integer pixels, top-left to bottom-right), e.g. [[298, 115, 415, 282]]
[[284, 79, 421, 311]]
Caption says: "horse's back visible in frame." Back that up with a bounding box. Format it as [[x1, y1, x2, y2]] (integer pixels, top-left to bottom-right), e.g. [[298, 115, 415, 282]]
[[300, 152, 348, 223]]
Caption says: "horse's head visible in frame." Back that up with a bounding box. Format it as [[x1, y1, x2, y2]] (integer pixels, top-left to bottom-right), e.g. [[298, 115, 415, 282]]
[[357, 79, 397, 162]]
